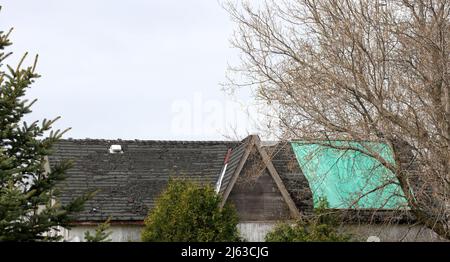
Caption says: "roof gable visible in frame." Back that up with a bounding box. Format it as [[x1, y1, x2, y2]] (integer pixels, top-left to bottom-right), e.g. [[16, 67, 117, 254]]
[[219, 135, 301, 219]]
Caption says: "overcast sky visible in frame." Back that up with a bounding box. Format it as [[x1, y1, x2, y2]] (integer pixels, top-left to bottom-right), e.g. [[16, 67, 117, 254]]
[[0, 0, 262, 140]]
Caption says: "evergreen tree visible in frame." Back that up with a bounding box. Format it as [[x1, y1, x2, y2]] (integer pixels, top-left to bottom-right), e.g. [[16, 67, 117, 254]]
[[84, 217, 112, 242], [0, 8, 89, 241], [141, 178, 241, 242]]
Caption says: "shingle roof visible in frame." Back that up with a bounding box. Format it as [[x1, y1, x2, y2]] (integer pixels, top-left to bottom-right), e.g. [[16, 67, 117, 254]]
[[49, 136, 415, 224], [49, 139, 239, 221]]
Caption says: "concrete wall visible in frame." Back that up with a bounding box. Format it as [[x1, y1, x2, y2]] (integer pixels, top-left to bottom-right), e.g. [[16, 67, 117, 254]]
[[342, 224, 445, 242], [62, 223, 275, 242], [62, 225, 142, 242], [62, 223, 273, 242], [238, 222, 277, 242], [236, 222, 445, 242], [62, 223, 444, 242]]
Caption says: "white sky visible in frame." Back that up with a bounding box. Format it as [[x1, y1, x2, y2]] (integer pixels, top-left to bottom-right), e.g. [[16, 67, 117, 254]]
[[0, 0, 264, 140]]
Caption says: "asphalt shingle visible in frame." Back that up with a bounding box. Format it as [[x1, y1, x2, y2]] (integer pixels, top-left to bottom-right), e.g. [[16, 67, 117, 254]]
[[49, 139, 239, 221]]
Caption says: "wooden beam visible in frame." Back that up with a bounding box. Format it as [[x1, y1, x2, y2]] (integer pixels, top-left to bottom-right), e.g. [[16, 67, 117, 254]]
[[254, 137, 301, 219]]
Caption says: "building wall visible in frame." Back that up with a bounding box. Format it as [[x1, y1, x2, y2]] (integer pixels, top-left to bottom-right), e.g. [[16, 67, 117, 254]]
[[62, 223, 274, 242], [62, 225, 142, 242], [237, 222, 277, 242], [342, 224, 445, 242], [237, 222, 445, 242], [61, 223, 444, 242]]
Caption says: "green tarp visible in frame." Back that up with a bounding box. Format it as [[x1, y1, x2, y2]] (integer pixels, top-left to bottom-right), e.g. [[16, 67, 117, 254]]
[[291, 141, 408, 209]]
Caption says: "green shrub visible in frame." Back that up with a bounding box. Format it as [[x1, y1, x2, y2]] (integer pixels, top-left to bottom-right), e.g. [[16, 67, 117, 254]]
[[265, 199, 351, 242], [141, 178, 241, 242]]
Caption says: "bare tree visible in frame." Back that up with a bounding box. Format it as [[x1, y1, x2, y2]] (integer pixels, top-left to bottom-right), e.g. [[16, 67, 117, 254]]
[[225, 0, 449, 239]]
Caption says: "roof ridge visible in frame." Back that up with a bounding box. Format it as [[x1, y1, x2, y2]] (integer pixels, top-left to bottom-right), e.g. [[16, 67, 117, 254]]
[[60, 138, 239, 145]]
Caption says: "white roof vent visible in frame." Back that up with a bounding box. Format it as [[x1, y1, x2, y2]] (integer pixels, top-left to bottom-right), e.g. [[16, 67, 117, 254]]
[[109, 144, 123, 154]]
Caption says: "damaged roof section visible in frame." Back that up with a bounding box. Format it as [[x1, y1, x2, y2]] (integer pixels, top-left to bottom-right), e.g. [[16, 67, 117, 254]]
[[264, 141, 413, 223], [291, 141, 409, 210]]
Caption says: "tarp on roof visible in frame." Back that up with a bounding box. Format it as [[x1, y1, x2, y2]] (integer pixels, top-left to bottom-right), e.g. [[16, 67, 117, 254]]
[[291, 141, 408, 209]]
